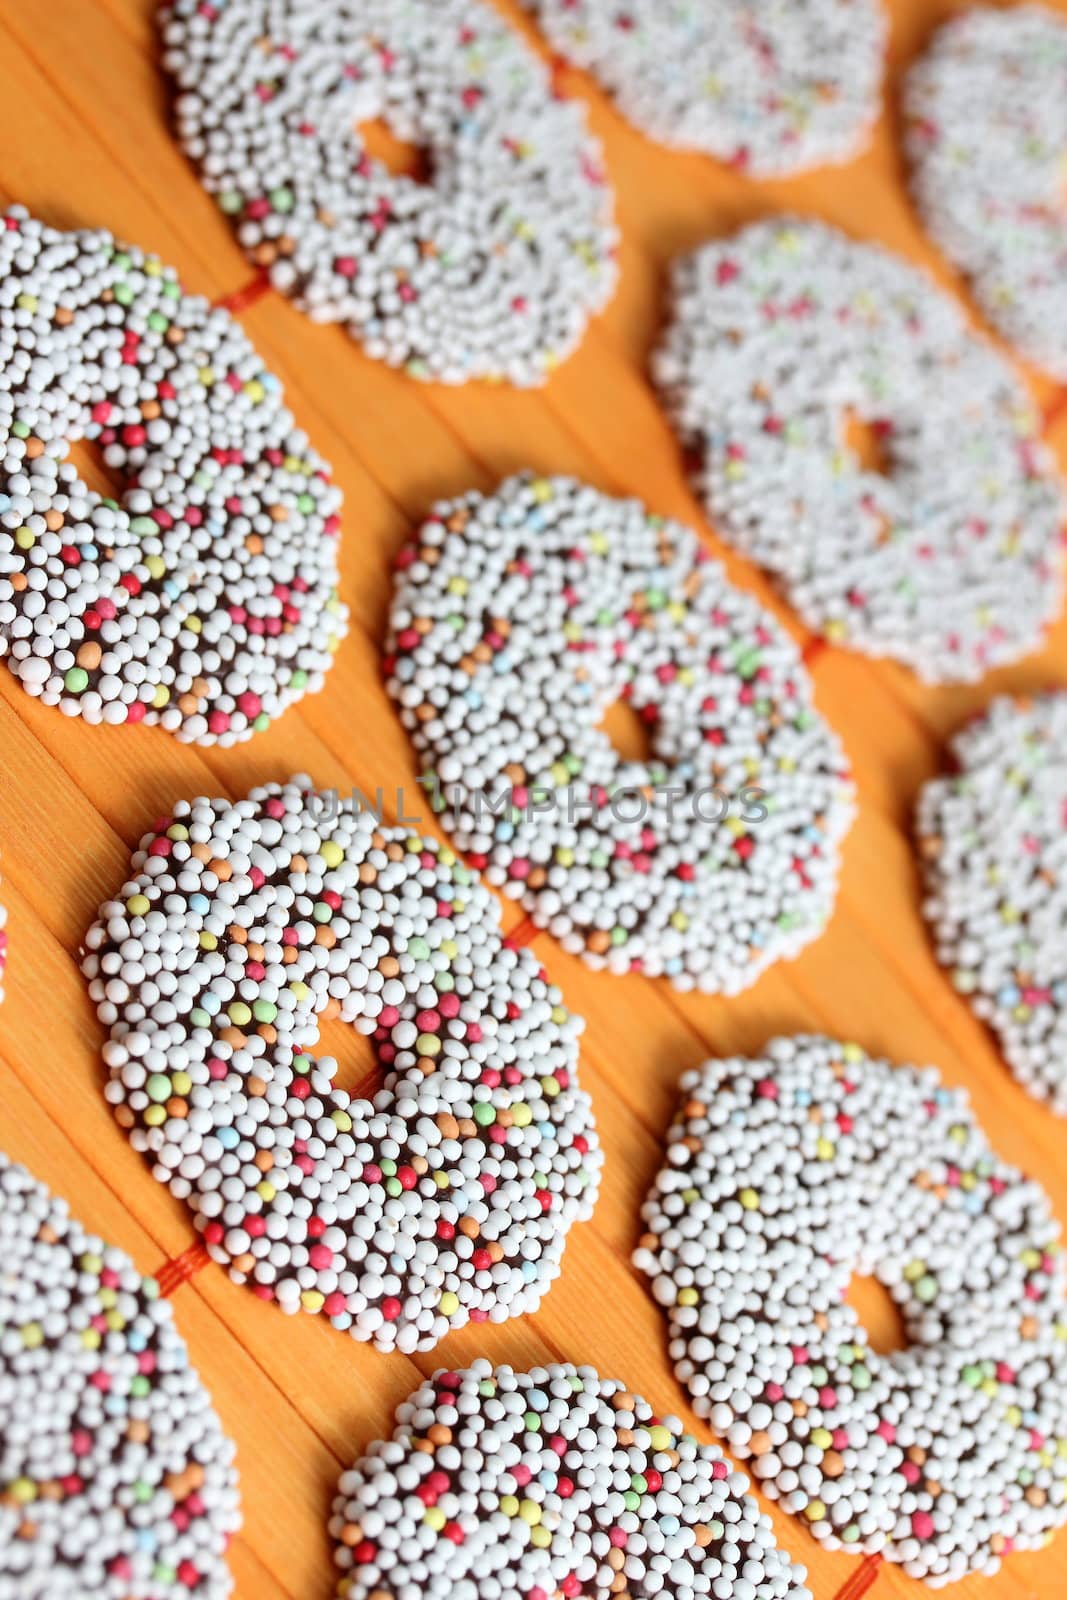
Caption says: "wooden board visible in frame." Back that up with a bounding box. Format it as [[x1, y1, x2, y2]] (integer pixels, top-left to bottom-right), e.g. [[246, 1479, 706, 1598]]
[[1, 1, 1066, 1596]]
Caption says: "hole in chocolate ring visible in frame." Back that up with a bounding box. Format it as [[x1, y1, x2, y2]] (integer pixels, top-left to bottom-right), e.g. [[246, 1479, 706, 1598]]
[[845, 1272, 909, 1357], [842, 407, 893, 478]]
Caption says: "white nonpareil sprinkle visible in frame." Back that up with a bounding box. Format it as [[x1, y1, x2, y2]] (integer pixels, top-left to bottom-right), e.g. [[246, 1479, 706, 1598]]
[[81, 778, 602, 1355], [386, 474, 854, 994], [654, 217, 1065, 682], [523, 0, 885, 176], [905, 5, 1067, 382], [330, 1361, 811, 1600], [0, 209, 347, 745], [918, 693, 1067, 1114], [160, 0, 618, 387], [0, 1153, 240, 1600], [635, 1035, 1067, 1585]]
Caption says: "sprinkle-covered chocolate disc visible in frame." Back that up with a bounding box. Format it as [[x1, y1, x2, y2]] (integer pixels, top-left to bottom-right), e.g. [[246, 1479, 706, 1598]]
[[0, 1152, 240, 1599], [635, 1036, 1067, 1584], [905, 6, 1067, 381], [82, 779, 601, 1354], [330, 1360, 811, 1599], [0, 210, 347, 743], [386, 475, 854, 994], [524, 0, 885, 176], [161, 0, 617, 386], [918, 693, 1067, 1114], [654, 218, 1065, 682]]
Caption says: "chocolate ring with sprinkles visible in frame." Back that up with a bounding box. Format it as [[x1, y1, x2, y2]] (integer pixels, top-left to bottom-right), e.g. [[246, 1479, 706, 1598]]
[[905, 6, 1067, 382], [386, 474, 854, 994], [918, 692, 1067, 1114], [330, 1360, 811, 1600], [160, 0, 617, 387], [635, 1035, 1067, 1584], [524, 0, 886, 177], [654, 217, 1065, 682], [0, 1152, 240, 1600], [81, 778, 601, 1355], [0, 209, 347, 744]]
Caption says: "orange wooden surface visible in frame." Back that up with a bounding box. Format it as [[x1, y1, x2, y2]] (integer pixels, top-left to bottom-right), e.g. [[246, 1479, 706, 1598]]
[[2, 1, 1067, 1596]]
